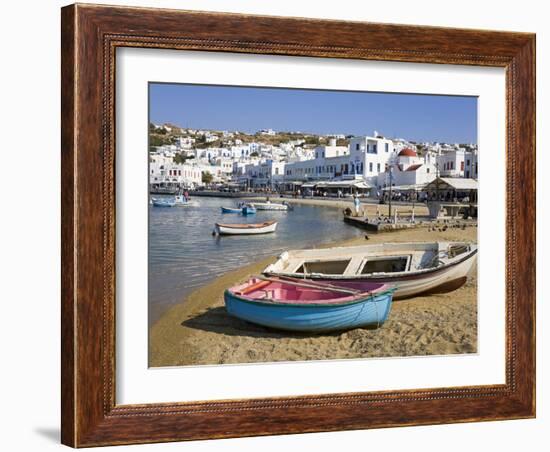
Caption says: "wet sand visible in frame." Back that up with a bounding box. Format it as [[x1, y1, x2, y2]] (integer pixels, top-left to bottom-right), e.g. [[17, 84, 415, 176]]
[[149, 226, 477, 367]]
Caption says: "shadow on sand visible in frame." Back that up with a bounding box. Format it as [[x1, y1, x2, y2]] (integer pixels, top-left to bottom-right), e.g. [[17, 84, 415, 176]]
[[181, 306, 377, 339]]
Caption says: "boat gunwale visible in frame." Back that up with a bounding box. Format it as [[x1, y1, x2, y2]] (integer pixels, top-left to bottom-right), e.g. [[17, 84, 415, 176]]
[[224, 285, 395, 308]]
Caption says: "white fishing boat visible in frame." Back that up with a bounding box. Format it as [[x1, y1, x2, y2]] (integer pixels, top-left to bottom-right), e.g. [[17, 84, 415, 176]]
[[263, 241, 477, 299], [214, 220, 278, 236], [251, 201, 290, 211]]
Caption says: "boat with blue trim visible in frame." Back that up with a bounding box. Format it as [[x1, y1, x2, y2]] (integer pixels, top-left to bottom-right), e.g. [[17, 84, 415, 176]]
[[241, 204, 257, 215], [224, 276, 394, 332], [221, 206, 243, 214]]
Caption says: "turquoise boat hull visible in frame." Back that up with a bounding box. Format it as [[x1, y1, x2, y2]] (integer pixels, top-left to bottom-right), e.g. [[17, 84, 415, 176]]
[[221, 207, 242, 213], [224, 289, 393, 333], [241, 206, 257, 215]]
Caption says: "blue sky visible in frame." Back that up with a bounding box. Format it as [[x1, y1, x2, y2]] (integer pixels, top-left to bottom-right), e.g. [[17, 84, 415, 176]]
[[149, 83, 477, 144]]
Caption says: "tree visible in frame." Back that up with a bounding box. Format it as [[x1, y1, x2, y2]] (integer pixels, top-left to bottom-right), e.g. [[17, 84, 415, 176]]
[[149, 134, 171, 147], [304, 136, 321, 146], [201, 171, 213, 184], [173, 153, 186, 164]]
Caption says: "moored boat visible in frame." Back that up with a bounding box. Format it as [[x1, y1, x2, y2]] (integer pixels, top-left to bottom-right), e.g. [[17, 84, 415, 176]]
[[241, 204, 257, 215], [174, 195, 199, 207], [251, 201, 290, 211], [221, 206, 242, 214], [224, 276, 394, 332], [263, 241, 477, 299], [214, 220, 277, 235], [151, 197, 176, 207]]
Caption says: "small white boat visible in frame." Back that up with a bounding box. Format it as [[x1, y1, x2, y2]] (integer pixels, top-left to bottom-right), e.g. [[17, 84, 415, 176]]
[[263, 242, 477, 299], [214, 220, 278, 236], [151, 197, 176, 208], [251, 201, 290, 211], [174, 195, 199, 207]]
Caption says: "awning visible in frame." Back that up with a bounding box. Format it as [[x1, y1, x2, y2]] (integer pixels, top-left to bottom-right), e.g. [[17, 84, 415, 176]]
[[423, 177, 478, 191], [382, 184, 425, 191], [316, 180, 372, 189]]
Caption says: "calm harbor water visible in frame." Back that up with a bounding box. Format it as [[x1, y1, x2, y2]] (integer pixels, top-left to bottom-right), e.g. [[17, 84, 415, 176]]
[[148, 197, 364, 325]]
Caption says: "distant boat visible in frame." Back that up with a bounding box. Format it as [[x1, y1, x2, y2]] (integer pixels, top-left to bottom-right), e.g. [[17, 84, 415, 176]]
[[151, 197, 176, 208], [241, 205, 257, 215], [214, 220, 277, 235], [174, 195, 199, 207], [251, 201, 290, 211], [221, 206, 242, 214], [263, 241, 477, 299], [224, 276, 395, 332]]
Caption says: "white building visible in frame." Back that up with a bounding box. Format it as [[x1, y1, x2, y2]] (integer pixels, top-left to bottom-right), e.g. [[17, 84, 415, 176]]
[[258, 128, 276, 136], [377, 147, 437, 190], [214, 157, 234, 178], [238, 160, 285, 189], [149, 161, 202, 188], [437, 148, 467, 178], [463, 149, 479, 179], [282, 136, 395, 187]]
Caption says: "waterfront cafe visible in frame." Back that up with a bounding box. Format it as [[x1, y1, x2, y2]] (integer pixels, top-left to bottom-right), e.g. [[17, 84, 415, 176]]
[[301, 179, 372, 196], [423, 177, 478, 202], [423, 177, 478, 219]]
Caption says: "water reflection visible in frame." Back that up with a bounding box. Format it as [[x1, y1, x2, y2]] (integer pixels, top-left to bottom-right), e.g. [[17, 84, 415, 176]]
[[148, 197, 362, 324]]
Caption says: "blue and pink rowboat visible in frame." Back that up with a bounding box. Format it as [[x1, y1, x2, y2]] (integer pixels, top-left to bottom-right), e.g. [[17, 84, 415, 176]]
[[224, 276, 395, 333]]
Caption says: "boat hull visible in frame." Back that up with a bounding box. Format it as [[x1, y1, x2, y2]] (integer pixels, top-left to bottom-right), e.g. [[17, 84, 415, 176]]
[[224, 289, 393, 332], [264, 242, 477, 299], [241, 206, 257, 215], [221, 207, 242, 213], [215, 221, 277, 235], [151, 199, 175, 207], [252, 202, 288, 211]]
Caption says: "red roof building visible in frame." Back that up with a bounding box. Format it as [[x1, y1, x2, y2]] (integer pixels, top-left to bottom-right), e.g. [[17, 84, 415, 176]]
[[398, 148, 417, 157]]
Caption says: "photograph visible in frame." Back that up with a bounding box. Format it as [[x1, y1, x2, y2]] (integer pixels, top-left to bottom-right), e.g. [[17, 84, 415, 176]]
[[147, 83, 479, 367]]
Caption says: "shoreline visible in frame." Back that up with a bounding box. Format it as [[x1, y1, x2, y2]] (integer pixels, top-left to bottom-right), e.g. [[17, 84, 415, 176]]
[[149, 226, 478, 367], [237, 195, 430, 216]]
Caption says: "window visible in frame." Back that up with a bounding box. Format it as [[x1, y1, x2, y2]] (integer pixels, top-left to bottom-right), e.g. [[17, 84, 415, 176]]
[[377, 163, 381, 173], [369, 162, 373, 172], [460, 161, 464, 171], [427, 168, 430, 173], [356, 143, 360, 150], [385, 143, 389, 153]]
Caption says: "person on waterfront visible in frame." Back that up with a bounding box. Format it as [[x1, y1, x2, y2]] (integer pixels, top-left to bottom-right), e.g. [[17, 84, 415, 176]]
[[184, 190, 189, 201], [353, 194, 361, 216]]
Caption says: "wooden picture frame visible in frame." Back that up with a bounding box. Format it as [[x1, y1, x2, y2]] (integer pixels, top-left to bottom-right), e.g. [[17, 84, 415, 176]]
[[61, 3, 536, 447]]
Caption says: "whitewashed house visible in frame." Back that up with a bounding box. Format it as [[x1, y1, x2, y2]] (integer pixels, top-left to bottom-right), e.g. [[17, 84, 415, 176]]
[[149, 161, 202, 188], [377, 147, 437, 189]]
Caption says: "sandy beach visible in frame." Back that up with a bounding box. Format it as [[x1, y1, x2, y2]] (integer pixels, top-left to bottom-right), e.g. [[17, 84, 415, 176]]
[[149, 225, 477, 367]]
